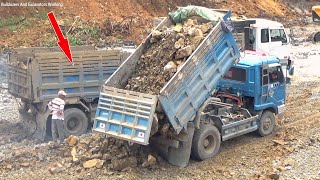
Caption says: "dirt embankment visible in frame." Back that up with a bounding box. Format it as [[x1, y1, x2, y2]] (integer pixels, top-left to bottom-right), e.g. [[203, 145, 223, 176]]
[[0, 0, 304, 49]]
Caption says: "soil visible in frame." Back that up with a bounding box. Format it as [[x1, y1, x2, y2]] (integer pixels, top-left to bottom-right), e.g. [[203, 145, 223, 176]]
[[0, 0, 315, 49]]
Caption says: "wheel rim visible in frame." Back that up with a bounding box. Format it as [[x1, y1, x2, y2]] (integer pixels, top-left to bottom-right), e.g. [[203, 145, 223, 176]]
[[66, 117, 81, 133], [263, 117, 272, 131], [203, 135, 216, 154]]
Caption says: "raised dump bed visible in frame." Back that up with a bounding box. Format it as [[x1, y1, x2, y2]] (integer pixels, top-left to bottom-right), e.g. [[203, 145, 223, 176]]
[[93, 8, 240, 145]]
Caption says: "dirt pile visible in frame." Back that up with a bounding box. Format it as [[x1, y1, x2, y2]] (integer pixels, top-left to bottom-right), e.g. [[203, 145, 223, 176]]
[[0, 134, 159, 175], [125, 18, 213, 95]]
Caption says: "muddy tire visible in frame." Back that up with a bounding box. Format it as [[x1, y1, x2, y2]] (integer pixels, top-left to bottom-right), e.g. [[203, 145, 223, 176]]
[[258, 111, 275, 136], [64, 108, 88, 136], [191, 124, 221, 161], [314, 32, 320, 42]]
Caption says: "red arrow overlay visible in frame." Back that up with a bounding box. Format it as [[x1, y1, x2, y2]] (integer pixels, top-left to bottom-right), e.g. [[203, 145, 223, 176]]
[[47, 12, 73, 64]]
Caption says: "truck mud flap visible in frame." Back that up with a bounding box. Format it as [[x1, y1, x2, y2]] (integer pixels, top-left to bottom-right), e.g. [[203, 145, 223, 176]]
[[93, 87, 157, 145], [19, 105, 50, 141], [151, 123, 195, 167]]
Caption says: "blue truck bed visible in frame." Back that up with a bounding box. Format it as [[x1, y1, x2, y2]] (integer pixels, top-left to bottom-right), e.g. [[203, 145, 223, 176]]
[[93, 10, 240, 145], [8, 46, 130, 103]]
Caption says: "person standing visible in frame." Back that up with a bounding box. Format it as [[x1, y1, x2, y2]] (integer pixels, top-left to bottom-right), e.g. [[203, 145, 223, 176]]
[[48, 90, 67, 142]]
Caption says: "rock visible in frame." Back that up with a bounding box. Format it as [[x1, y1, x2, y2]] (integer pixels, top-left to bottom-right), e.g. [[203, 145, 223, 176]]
[[49, 167, 63, 174], [67, 135, 78, 146], [48, 141, 60, 149], [38, 153, 44, 161], [101, 139, 109, 152], [142, 154, 157, 167], [175, 45, 193, 59], [190, 35, 204, 47], [56, 163, 63, 168], [102, 153, 112, 161], [111, 157, 137, 171], [173, 23, 183, 33], [6, 164, 13, 169], [283, 158, 295, 167], [71, 147, 79, 162], [164, 61, 177, 71], [174, 38, 185, 49], [187, 27, 197, 36], [177, 64, 184, 72], [96, 160, 104, 169], [185, 19, 197, 26], [90, 153, 103, 160], [83, 159, 104, 169], [200, 23, 211, 33], [20, 162, 30, 167], [194, 29, 203, 37], [269, 172, 280, 180], [272, 140, 286, 145], [152, 30, 162, 39]]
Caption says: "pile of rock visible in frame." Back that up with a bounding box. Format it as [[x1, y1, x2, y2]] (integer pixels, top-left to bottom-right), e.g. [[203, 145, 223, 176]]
[[62, 134, 158, 171], [125, 19, 213, 95]]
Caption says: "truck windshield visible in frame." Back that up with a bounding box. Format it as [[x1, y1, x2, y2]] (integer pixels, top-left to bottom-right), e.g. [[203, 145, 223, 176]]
[[223, 67, 246, 82], [270, 29, 288, 44]]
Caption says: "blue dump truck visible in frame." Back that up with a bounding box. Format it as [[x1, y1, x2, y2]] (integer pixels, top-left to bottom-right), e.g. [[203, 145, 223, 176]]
[[8, 46, 131, 140], [93, 8, 286, 167]]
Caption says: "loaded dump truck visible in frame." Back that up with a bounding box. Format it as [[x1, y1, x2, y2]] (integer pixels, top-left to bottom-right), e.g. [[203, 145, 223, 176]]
[[8, 46, 131, 140], [93, 6, 286, 167]]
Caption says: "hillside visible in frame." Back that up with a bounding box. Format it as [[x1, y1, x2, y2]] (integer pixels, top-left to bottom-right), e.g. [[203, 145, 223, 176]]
[[0, 0, 313, 49]]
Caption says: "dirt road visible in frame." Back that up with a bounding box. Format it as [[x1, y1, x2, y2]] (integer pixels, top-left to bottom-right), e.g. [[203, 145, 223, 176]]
[[0, 22, 319, 179]]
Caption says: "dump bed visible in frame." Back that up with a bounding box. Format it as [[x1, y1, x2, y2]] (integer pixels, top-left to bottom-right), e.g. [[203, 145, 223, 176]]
[[93, 10, 240, 145], [8, 46, 129, 103]]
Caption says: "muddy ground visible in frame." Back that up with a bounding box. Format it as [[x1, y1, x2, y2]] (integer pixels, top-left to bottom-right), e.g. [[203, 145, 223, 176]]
[[0, 20, 320, 180]]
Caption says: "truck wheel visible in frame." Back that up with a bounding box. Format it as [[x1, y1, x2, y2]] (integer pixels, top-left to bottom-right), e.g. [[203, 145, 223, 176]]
[[258, 111, 275, 136], [64, 108, 88, 136], [191, 124, 221, 161], [314, 32, 320, 42]]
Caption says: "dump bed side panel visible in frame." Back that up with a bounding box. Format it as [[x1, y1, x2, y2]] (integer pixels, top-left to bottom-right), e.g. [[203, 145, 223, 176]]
[[93, 87, 157, 145], [31, 50, 122, 102], [7, 46, 97, 101], [158, 12, 240, 133]]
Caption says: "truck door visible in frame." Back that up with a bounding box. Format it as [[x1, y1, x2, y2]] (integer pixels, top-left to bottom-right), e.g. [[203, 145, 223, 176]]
[[256, 28, 271, 53], [268, 29, 290, 63], [261, 64, 286, 106]]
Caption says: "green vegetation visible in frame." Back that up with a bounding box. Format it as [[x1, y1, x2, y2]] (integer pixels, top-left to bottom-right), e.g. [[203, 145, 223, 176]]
[[66, 35, 83, 46]]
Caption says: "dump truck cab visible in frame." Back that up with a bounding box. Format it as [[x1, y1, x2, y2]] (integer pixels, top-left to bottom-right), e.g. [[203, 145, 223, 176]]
[[217, 53, 286, 118]]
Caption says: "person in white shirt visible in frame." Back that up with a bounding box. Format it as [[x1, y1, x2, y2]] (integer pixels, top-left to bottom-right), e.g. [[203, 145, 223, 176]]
[[48, 90, 67, 142]]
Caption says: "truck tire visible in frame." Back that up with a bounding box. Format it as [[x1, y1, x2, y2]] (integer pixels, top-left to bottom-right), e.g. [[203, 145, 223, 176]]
[[314, 32, 320, 42], [191, 124, 221, 161], [64, 108, 88, 136], [258, 111, 275, 136]]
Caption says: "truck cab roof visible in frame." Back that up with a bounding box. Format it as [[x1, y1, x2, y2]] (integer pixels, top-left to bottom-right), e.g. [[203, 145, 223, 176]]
[[249, 18, 284, 28], [237, 53, 280, 67]]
